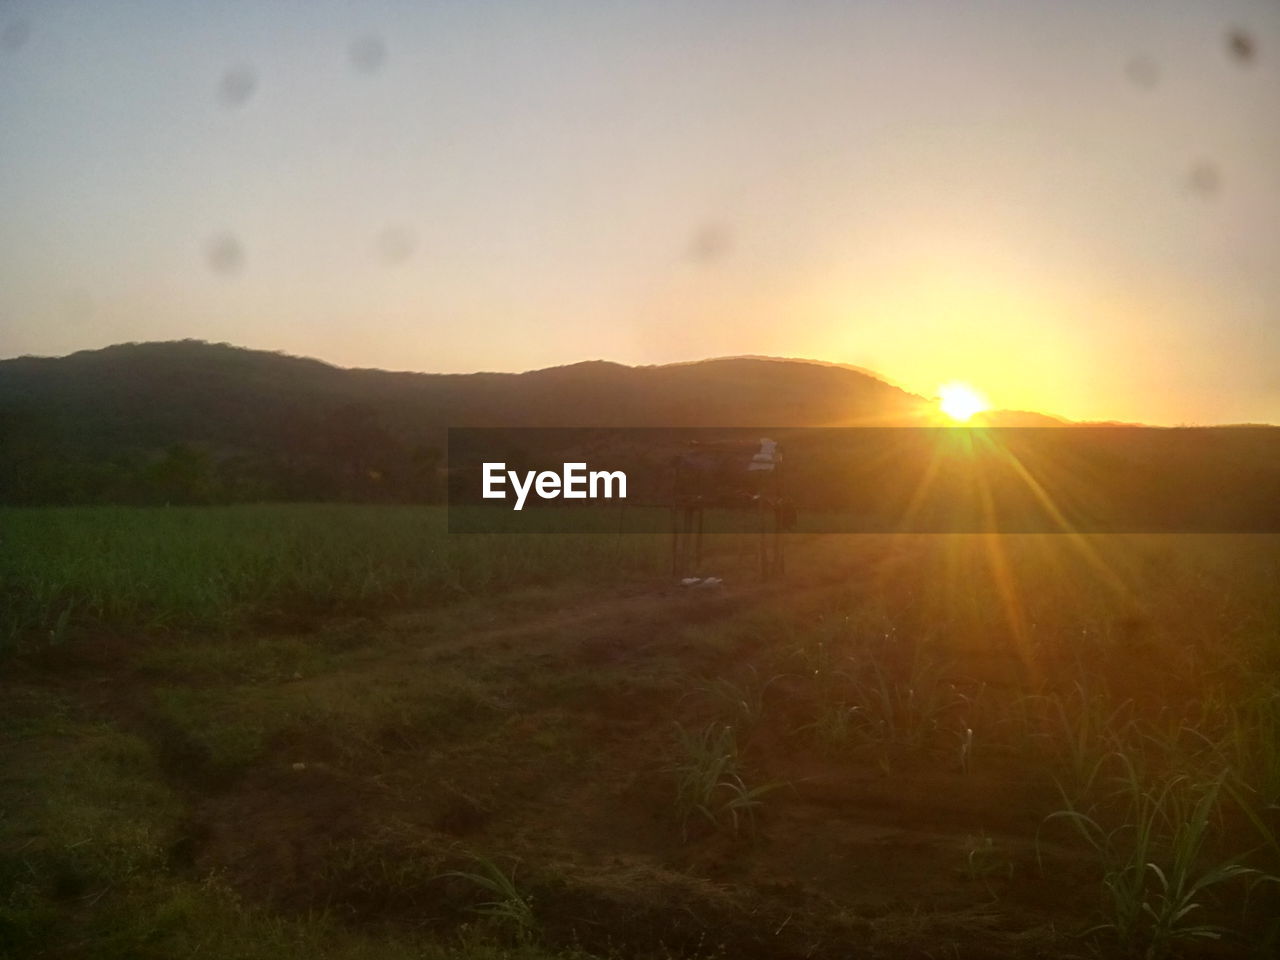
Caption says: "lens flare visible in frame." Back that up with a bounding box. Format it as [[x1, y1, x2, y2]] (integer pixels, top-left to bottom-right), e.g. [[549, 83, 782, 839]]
[[938, 382, 989, 422]]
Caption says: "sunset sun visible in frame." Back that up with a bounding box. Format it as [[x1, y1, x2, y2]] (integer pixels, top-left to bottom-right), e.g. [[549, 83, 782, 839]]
[[938, 382, 989, 422]]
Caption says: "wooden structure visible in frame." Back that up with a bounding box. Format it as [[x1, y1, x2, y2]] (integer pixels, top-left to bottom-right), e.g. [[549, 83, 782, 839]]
[[669, 438, 793, 580]]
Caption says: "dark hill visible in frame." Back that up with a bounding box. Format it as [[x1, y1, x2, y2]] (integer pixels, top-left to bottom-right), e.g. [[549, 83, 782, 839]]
[[0, 340, 930, 503]]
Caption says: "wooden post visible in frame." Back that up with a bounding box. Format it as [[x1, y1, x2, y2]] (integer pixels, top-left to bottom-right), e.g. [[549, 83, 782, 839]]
[[694, 505, 704, 572], [670, 505, 680, 577], [775, 504, 785, 575], [758, 498, 767, 579]]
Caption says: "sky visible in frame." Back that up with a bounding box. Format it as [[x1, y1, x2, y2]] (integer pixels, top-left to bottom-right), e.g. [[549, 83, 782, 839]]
[[1, 0, 1278, 425]]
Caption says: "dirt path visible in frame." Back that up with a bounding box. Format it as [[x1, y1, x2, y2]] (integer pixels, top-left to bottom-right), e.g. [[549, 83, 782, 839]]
[[7, 546, 1100, 959]]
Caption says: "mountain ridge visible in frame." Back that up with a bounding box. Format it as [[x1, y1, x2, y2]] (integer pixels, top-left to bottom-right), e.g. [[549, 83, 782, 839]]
[[0, 339, 936, 503], [8, 339, 1269, 506], [0, 340, 1060, 422]]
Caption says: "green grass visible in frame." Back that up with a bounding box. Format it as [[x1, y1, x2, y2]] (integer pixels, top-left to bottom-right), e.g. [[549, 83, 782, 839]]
[[1043, 762, 1269, 959], [1024, 683, 1138, 804], [0, 504, 672, 641], [4, 511, 1280, 958], [692, 664, 784, 733], [668, 721, 782, 839], [442, 856, 538, 941], [0, 691, 605, 960]]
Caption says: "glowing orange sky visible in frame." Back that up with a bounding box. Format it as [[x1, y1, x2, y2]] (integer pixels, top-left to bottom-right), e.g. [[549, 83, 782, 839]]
[[1, 0, 1277, 425]]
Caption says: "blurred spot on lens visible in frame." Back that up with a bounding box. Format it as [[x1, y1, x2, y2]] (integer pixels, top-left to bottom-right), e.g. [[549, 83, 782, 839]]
[[1, 18, 30, 53], [688, 222, 732, 265], [376, 225, 416, 264], [1187, 161, 1221, 198], [1124, 56, 1159, 89], [349, 35, 387, 74], [205, 234, 245, 275], [1226, 28, 1256, 65], [217, 65, 257, 108]]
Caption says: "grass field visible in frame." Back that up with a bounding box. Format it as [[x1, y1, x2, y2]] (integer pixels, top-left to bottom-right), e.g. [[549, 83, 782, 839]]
[[0, 506, 676, 640], [3, 506, 1280, 958]]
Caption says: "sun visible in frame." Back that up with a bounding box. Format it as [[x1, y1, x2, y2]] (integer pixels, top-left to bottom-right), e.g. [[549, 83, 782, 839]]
[[938, 382, 989, 422]]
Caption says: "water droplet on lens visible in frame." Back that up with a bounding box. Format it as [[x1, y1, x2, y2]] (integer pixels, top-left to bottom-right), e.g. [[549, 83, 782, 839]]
[[687, 222, 732, 264], [217, 65, 257, 108], [349, 35, 387, 74], [376, 226, 416, 264], [0, 18, 30, 53], [1124, 56, 1159, 89], [204, 234, 245, 275], [1187, 161, 1221, 198], [1226, 28, 1256, 65]]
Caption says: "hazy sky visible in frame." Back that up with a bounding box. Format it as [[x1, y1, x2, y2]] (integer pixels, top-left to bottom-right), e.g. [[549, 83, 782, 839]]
[[1, 0, 1278, 424]]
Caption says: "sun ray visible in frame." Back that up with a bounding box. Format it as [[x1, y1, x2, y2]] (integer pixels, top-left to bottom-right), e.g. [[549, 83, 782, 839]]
[[978, 431, 1138, 605], [938, 383, 989, 422]]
